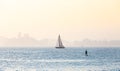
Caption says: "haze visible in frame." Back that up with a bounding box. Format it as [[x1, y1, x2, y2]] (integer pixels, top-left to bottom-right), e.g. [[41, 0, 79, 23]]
[[0, 0, 120, 41]]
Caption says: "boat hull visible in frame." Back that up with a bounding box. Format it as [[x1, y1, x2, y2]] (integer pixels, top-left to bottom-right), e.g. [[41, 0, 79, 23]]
[[56, 47, 65, 48]]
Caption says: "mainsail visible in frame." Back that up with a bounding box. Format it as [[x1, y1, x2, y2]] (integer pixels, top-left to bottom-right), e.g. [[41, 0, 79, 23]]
[[56, 35, 65, 48]]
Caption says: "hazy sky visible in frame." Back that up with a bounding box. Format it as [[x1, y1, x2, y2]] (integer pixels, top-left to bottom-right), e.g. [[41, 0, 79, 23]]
[[0, 0, 120, 41]]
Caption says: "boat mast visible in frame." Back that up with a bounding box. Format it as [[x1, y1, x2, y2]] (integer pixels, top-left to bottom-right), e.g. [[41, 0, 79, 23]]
[[58, 34, 64, 47], [58, 35, 61, 47]]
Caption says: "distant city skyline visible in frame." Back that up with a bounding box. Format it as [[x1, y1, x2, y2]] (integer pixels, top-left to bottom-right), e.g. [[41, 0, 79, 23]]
[[1, 32, 120, 41], [0, 33, 120, 47]]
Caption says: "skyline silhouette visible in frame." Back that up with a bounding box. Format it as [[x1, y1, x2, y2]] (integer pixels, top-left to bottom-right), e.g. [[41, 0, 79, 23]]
[[0, 33, 120, 47]]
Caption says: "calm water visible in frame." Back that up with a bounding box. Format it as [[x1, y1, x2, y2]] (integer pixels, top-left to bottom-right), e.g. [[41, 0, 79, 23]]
[[0, 47, 120, 71]]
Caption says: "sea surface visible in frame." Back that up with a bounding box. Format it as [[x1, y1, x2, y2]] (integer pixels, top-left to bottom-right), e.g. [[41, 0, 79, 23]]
[[0, 47, 120, 71]]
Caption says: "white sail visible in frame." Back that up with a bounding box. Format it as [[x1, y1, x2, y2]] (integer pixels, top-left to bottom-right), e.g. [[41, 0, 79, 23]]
[[56, 35, 65, 48]]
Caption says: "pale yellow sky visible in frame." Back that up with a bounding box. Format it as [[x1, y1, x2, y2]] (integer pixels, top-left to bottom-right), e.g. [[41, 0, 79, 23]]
[[0, 0, 120, 41]]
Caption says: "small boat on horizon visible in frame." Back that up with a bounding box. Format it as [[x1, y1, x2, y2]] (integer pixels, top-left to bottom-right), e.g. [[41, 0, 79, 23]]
[[55, 35, 65, 48]]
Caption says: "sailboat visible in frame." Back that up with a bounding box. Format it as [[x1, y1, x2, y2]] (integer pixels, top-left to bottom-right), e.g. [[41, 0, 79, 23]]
[[55, 35, 65, 48]]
